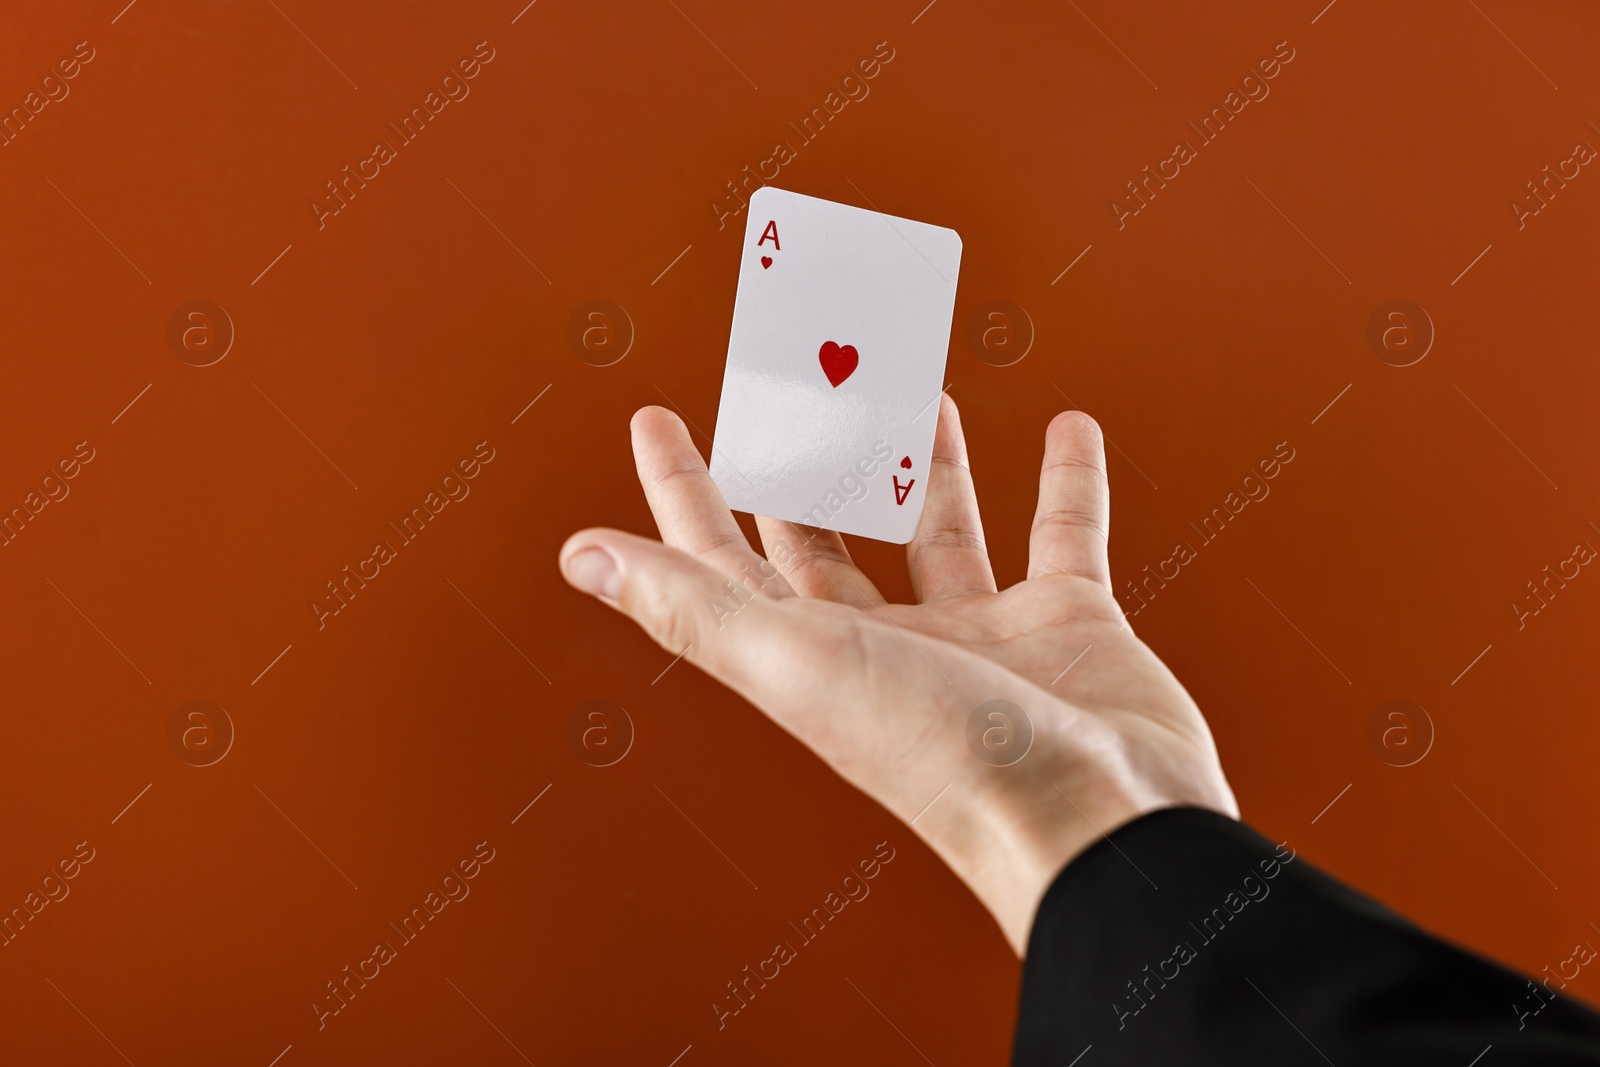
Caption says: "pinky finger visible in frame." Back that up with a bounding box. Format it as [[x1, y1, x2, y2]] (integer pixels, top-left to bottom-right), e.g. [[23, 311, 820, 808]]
[[1027, 410, 1112, 593]]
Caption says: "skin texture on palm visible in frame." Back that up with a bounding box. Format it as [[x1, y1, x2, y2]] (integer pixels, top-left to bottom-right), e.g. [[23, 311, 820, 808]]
[[559, 396, 1237, 953]]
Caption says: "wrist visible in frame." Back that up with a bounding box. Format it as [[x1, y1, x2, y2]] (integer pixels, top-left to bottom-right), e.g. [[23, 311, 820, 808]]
[[908, 756, 1148, 954]]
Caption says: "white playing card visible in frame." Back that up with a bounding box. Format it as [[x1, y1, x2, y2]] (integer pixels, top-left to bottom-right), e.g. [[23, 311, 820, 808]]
[[708, 187, 962, 544]]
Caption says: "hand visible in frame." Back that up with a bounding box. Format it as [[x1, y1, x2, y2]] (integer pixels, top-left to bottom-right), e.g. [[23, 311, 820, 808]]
[[559, 397, 1237, 952]]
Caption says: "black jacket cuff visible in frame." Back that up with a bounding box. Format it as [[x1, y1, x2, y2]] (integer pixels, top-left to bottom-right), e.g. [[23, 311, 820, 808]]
[[1013, 806, 1600, 1065]]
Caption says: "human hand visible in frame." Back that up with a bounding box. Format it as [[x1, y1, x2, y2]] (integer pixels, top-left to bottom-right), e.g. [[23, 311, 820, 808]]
[[559, 396, 1237, 952]]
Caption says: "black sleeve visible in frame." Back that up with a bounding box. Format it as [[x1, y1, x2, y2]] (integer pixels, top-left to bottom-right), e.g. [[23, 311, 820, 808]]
[[1013, 807, 1600, 1066]]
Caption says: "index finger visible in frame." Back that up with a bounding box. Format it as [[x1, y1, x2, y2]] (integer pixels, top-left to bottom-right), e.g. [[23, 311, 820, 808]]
[[631, 406, 794, 599]]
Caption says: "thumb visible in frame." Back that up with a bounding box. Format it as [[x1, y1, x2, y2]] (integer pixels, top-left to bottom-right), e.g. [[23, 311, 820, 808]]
[[559, 527, 790, 688]]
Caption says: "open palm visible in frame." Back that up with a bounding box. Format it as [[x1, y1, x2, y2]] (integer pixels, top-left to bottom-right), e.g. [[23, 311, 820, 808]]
[[560, 396, 1236, 950]]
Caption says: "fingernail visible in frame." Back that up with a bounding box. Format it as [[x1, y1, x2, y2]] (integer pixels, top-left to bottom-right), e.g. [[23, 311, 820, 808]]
[[565, 546, 622, 600]]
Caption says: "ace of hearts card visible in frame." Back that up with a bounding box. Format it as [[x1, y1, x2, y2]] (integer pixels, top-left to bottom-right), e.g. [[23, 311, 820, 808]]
[[708, 186, 963, 544]]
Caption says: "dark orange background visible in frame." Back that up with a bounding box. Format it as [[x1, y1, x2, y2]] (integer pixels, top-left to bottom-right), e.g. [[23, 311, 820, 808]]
[[2, 1, 1597, 1062]]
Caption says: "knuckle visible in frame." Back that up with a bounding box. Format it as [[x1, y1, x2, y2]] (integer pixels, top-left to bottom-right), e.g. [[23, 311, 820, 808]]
[[1041, 454, 1107, 480], [693, 528, 747, 559], [783, 538, 847, 573], [1033, 506, 1109, 541], [917, 527, 986, 551], [908, 526, 986, 571], [632, 577, 701, 652], [930, 452, 973, 476], [648, 459, 709, 491]]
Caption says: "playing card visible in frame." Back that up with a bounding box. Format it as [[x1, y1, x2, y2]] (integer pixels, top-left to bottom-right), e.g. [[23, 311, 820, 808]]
[[708, 186, 962, 544]]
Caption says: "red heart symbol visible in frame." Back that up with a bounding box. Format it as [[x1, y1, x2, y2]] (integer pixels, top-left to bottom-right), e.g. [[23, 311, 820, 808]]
[[761, 256, 772, 269], [900, 456, 912, 469], [818, 341, 858, 388]]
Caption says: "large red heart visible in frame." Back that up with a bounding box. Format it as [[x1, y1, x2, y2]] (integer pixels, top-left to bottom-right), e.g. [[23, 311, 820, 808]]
[[819, 340, 858, 388]]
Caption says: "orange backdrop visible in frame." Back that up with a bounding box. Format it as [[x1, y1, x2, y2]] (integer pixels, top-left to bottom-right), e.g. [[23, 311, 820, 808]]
[[2, 1, 1597, 1063]]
